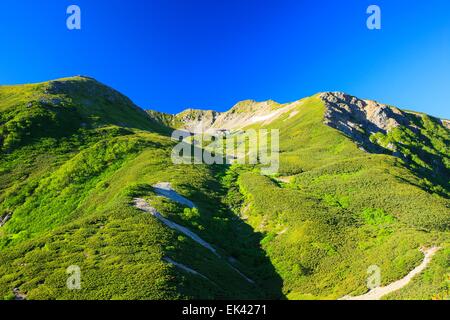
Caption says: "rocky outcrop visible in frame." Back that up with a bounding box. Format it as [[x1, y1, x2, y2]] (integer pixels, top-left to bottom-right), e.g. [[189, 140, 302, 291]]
[[172, 99, 298, 133], [321, 92, 409, 133], [320, 92, 410, 152], [147, 91, 448, 163], [174, 109, 222, 133]]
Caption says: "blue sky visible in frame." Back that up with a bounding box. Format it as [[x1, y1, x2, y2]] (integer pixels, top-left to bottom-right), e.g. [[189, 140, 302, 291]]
[[0, 0, 449, 118]]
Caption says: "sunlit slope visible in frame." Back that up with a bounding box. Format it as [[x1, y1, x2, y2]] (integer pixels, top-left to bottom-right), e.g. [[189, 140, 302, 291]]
[[230, 95, 449, 299], [0, 135, 280, 299], [0, 78, 448, 300], [0, 76, 170, 153], [0, 78, 281, 299]]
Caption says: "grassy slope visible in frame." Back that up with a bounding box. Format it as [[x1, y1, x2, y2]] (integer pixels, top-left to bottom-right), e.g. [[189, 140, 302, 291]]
[[0, 79, 448, 300], [369, 111, 449, 196], [229, 95, 449, 299], [0, 78, 281, 300]]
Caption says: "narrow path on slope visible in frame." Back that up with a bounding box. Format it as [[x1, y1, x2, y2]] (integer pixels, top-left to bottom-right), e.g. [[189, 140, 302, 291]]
[[133, 197, 218, 256], [133, 189, 255, 284], [163, 257, 213, 283], [341, 247, 440, 300], [153, 182, 196, 208]]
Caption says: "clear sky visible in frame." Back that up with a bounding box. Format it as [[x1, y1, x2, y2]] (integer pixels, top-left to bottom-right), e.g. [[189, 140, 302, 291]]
[[0, 0, 449, 118]]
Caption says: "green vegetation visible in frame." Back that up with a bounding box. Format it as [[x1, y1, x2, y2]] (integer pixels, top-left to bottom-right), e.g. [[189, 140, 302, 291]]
[[223, 95, 449, 299], [369, 112, 449, 196], [0, 78, 448, 300], [0, 77, 283, 300], [383, 246, 450, 300]]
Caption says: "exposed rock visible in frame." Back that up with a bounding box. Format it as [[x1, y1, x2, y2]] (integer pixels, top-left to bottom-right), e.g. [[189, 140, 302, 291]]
[[175, 109, 222, 133], [321, 92, 408, 133], [320, 92, 410, 153], [158, 91, 448, 167], [174, 99, 298, 133]]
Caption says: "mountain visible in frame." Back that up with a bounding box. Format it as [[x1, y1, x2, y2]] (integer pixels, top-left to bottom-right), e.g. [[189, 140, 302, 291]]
[[0, 77, 449, 300], [0, 76, 170, 154]]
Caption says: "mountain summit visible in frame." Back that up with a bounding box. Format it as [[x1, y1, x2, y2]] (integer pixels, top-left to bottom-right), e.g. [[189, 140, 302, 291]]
[[149, 91, 449, 193]]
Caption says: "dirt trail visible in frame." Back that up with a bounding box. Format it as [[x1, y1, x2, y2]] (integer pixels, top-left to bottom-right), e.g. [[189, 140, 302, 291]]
[[133, 198, 218, 256], [133, 184, 256, 284], [341, 247, 440, 300], [153, 182, 195, 208], [163, 257, 211, 281]]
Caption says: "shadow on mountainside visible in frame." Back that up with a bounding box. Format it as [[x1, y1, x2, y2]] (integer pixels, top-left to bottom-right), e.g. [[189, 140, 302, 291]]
[[126, 141, 285, 299], [203, 164, 286, 299]]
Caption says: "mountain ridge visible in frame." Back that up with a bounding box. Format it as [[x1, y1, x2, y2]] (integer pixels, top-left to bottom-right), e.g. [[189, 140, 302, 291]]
[[146, 91, 448, 131], [0, 76, 448, 300]]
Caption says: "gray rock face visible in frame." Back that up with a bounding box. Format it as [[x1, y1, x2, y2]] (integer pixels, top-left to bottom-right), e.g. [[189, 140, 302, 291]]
[[320, 92, 409, 152], [321, 92, 408, 132], [175, 109, 222, 133], [173, 99, 293, 134]]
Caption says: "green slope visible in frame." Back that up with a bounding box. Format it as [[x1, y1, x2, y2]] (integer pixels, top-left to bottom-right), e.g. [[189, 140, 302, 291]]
[[0, 78, 448, 300], [0, 77, 282, 299], [226, 95, 449, 299], [0, 76, 170, 153]]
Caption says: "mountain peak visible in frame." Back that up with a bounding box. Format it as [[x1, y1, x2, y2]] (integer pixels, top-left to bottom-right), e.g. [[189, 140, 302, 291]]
[[49, 75, 97, 82], [229, 99, 282, 114], [320, 91, 411, 153], [320, 91, 408, 132]]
